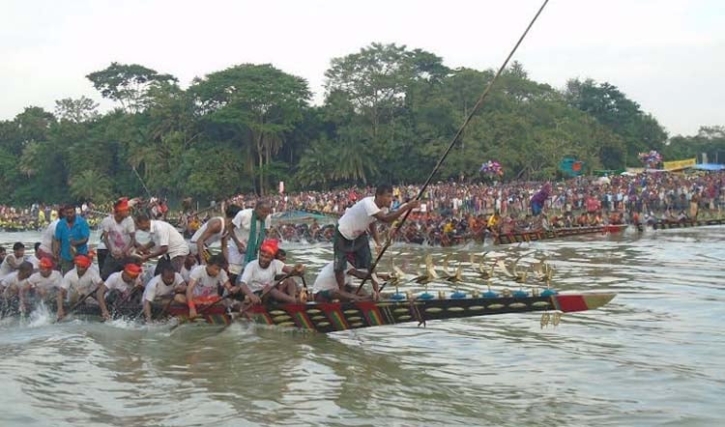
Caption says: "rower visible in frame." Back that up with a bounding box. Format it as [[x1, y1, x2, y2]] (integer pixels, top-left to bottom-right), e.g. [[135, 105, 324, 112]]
[[1, 262, 34, 310], [312, 261, 382, 303], [332, 184, 419, 293], [99, 198, 137, 280], [133, 212, 190, 274], [97, 263, 144, 320], [238, 239, 304, 305], [188, 205, 240, 264], [21, 257, 63, 312], [185, 254, 237, 319], [180, 253, 198, 283], [0, 242, 26, 279], [141, 263, 186, 322], [56, 254, 104, 320]]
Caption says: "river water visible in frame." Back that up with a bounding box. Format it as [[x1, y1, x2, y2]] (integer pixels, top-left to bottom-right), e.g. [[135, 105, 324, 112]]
[[0, 227, 723, 427]]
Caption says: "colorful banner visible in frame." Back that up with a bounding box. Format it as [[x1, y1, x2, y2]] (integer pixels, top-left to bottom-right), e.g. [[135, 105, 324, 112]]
[[663, 158, 696, 171]]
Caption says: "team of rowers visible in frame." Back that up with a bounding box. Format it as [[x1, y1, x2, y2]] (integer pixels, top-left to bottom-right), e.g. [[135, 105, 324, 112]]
[[0, 186, 417, 322]]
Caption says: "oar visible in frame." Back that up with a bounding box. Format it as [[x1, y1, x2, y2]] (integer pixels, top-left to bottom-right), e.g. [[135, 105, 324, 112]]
[[54, 285, 101, 323], [354, 0, 551, 295]]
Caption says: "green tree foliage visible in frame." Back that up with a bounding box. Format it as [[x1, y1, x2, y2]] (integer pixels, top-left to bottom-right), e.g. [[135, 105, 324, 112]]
[[564, 78, 668, 167], [0, 44, 708, 205]]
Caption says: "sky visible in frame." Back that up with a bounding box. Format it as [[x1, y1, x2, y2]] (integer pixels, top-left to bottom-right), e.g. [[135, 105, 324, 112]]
[[1, 0, 723, 136]]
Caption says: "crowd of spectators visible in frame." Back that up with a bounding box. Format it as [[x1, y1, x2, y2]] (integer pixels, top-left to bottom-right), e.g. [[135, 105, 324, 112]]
[[2, 171, 723, 246]]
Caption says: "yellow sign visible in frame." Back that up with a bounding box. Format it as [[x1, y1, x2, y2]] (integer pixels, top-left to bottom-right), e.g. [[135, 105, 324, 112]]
[[663, 158, 696, 171]]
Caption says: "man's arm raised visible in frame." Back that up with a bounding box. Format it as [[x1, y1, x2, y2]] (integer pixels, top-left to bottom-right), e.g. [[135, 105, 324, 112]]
[[372, 200, 421, 224]]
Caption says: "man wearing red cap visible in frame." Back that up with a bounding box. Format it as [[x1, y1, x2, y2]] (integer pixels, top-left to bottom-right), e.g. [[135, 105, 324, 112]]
[[56, 254, 104, 320], [238, 239, 304, 305], [21, 258, 63, 312], [96, 263, 144, 320], [99, 198, 137, 280]]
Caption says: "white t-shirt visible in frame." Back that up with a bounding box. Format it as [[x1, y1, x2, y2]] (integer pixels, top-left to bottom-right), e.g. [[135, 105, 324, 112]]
[[190, 217, 226, 244], [231, 208, 272, 245], [180, 263, 196, 283], [143, 273, 185, 302], [26, 255, 40, 270], [0, 254, 24, 278], [39, 219, 60, 253], [61, 267, 103, 294], [101, 216, 135, 252], [149, 220, 189, 258], [104, 271, 143, 295], [313, 261, 353, 293], [189, 265, 229, 297], [0, 271, 27, 289], [239, 259, 285, 293], [27, 270, 63, 290], [337, 196, 384, 240]]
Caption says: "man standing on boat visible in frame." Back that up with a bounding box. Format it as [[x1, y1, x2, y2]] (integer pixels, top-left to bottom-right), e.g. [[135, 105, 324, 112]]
[[133, 212, 189, 273], [228, 201, 272, 283], [53, 204, 91, 274], [333, 184, 419, 297], [530, 183, 552, 217], [189, 205, 241, 264], [99, 199, 137, 280]]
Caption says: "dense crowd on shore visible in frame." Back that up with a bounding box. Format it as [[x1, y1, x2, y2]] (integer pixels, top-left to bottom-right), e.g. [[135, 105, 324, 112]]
[[1, 171, 723, 245]]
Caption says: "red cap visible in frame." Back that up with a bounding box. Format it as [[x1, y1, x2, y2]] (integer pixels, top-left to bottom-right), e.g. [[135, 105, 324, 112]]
[[123, 263, 142, 278], [259, 239, 279, 256], [114, 198, 130, 213], [74, 255, 92, 268], [39, 257, 54, 269]]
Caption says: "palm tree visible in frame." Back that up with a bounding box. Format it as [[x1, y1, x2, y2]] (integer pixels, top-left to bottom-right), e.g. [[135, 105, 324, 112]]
[[69, 169, 113, 202]]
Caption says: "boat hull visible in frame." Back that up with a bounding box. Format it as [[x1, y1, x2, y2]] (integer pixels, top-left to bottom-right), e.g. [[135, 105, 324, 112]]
[[2, 292, 615, 333], [651, 218, 725, 230], [494, 224, 627, 245]]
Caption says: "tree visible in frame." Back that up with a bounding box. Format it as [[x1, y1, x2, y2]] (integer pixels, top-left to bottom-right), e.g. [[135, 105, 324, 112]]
[[564, 79, 668, 166], [54, 96, 100, 123], [190, 64, 311, 194], [86, 62, 178, 112], [69, 169, 113, 202]]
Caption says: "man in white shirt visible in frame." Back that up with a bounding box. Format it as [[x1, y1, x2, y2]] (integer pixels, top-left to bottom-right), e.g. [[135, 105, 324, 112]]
[[185, 254, 237, 318], [142, 263, 186, 322], [97, 263, 144, 320], [22, 257, 63, 311], [1, 262, 33, 309], [228, 201, 272, 282], [56, 254, 104, 320], [100, 198, 137, 280], [238, 239, 304, 305], [333, 184, 418, 296], [134, 212, 190, 273], [0, 242, 26, 279]]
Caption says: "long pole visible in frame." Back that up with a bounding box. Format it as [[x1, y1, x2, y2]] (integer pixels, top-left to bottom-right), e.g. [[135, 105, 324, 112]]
[[356, 0, 551, 294]]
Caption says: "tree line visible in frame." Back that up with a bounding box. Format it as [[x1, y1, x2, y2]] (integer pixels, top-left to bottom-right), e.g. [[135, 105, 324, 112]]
[[0, 42, 722, 206]]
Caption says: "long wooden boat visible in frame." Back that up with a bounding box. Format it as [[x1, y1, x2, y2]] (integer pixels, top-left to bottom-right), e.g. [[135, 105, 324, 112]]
[[651, 218, 725, 230], [2, 291, 615, 333], [494, 224, 628, 245]]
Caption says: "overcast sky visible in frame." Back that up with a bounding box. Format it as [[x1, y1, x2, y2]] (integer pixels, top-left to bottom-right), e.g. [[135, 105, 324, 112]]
[[1, 0, 722, 136]]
